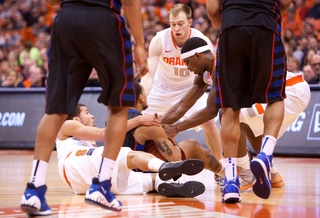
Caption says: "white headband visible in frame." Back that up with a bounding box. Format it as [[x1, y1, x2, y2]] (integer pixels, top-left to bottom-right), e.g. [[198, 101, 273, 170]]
[[180, 45, 210, 59]]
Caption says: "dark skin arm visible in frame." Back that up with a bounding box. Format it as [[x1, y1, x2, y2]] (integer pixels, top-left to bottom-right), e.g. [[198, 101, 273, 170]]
[[206, 0, 221, 28], [122, 0, 148, 78], [47, 0, 61, 6], [160, 75, 208, 125], [279, 0, 293, 15], [163, 83, 219, 138]]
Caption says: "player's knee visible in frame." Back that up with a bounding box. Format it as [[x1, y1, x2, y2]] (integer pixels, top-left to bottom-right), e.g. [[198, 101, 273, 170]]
[[201, 119, 218, 131], [182, 139, 201, 152]]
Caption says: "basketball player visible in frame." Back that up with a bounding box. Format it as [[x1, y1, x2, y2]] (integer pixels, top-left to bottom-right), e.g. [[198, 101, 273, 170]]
[[207, 0, 291, 202], [21, 0, 148, 215], [56, 103, 206, 198], [163, 37, 309, 199], [123, 81, 224, 180], [140, 3, 223, 168], [238, 70, 311, 191]]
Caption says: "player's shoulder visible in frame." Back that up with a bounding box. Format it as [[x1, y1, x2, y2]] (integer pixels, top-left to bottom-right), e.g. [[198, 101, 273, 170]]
[[61, 119, 83, 131], [190, 28, 206, 37], [190, 28, 211, 42], [190, 28, 213, 48], [151, 28, 168, 44]]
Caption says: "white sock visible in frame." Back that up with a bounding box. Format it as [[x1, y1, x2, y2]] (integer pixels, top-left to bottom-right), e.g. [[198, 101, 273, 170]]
[[140, 173, 154, 193], [97, 158, 115, 182], [261, 135, 276, 156], [270, 160, 278, 174], [30, 160, 48, 187], [217, 166, 225, 178], [219, 158, 224, 168], [155, 174, 163, 192], [237, 154, 250, 170], [148, 158, 165, 172], [224, 158, 237, 181]]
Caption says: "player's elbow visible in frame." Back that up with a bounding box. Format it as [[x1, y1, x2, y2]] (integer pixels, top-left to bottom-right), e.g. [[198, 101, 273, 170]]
[[204, 106, 219, 120], [279, 0, 293, 14]]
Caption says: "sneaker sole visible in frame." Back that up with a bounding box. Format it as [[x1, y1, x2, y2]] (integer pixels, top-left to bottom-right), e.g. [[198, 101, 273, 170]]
[[271, 174, 285, 188], [158, 181, 205, 197], [159, 159, 204, 181], [85, 198, 122, 212], [250, 158, 271, 199], [21, 204, 52, 216], [222, 193, 241, 203], [85, 191, 122, 212], [222, 181, 241, 203], [272, 181, 285, 188]]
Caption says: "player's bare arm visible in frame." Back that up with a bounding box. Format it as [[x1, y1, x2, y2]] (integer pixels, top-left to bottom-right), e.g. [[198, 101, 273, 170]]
[[122, 0, 148, 78], [59, 114, 160, 142], [132, 125, 182, 161], [278, 0, 293, 14], [140, 35, 162, 95], [47, 0, 61, 6], [58, 120, 105, 142], [161, 75, 208, 124], [163, 86, 218, 138], [127, 114, 161, 130], [206, 0, 221, 28]]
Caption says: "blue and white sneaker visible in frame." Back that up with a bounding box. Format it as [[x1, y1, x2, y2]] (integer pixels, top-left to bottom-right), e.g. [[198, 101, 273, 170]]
[[85, 177, 122, 212], [20, 183, 51, 216], [222, 177, 241, 203], [250, 152, 272, 199]]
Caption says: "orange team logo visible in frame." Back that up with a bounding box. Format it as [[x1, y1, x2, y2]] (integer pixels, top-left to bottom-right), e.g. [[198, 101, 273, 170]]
[[163, 57, 187, 66]]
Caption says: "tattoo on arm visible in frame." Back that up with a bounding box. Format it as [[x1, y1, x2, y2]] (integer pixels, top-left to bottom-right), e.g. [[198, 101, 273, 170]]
[[155, 140, 173, 156], [206, 152, 220, 172]]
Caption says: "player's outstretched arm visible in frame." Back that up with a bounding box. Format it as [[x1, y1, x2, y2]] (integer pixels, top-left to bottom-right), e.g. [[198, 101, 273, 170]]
[[140, 35, 162, 95], [278, 0, 293, 14], [163, 86, 219, 138], [58, 115, 160, 142], [127, 114, 161, 131], [47, 0, 61, 6], [59, 120, 105, 142], [122, 0, 148, 78], [161, 75, 208, 124], [206, 0, 221, 28]]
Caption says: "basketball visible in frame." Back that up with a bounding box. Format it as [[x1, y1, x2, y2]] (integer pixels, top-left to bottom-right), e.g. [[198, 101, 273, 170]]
[[145, 140, 166, 161]]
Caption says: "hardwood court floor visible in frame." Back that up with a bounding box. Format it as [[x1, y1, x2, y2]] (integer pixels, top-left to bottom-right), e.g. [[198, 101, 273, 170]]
[[0, 149, 319, 218]]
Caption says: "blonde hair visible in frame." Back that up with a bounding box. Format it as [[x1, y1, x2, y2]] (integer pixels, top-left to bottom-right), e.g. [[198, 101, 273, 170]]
[[169, 3, 192, 20]]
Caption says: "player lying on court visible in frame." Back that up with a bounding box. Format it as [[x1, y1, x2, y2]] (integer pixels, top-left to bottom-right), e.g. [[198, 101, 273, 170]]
[[56, 103, 206, 198], [121, 81, 224, 181]]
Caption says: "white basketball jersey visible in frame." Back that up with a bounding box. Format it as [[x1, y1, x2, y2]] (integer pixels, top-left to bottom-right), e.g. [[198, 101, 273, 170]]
[[154, 28, 213, 90], [56, 136, 95, 162]]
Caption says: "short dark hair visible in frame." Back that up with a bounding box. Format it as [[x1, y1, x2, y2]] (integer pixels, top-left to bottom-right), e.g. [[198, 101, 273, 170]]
[[67, 103, 85, 120], [133, 80, 142, 101], [74, 103, 85, 116]]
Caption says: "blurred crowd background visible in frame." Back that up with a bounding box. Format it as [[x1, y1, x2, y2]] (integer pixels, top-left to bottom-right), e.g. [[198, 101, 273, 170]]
[[0, 0, 319, 88]]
